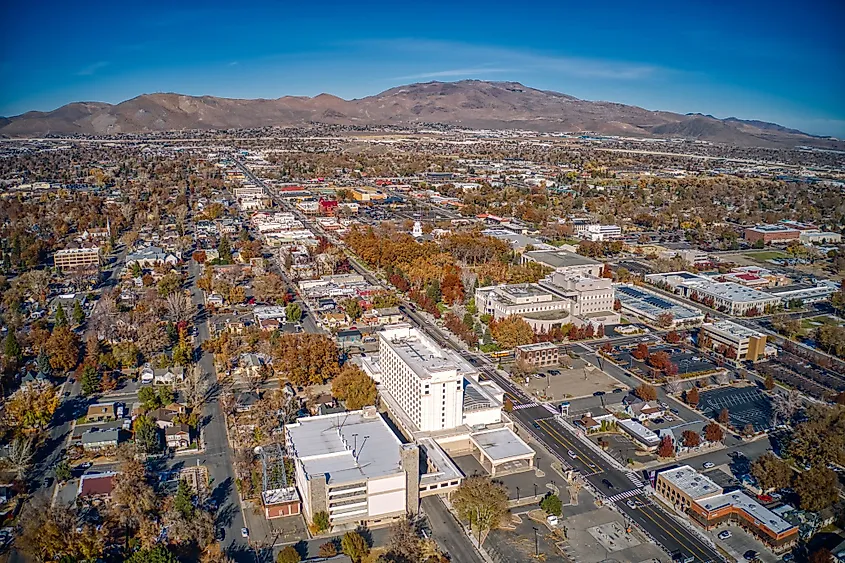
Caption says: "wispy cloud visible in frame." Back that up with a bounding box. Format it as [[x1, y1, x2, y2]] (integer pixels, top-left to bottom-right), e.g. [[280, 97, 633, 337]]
[[391, 67, 514, 80], [228, 61, 240, 67], [76, 61, 109, 76], [363, 39, 666, 81]]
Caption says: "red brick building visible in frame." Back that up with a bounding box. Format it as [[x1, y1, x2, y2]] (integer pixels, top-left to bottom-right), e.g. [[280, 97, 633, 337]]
[[743, 225, 800, 244]]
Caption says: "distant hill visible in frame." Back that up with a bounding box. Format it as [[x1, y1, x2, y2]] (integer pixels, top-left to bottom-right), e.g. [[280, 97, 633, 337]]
[[1, 80, 839, 148]]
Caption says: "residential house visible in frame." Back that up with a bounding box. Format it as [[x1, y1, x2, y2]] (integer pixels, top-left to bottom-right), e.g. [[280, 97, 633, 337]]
[[336, 329, 363, 346], [236, 391, 260, 412], [206, 293, 225, 307], [361, 307, 403, 326], [624, 400, 665, 421], [78, 472, 117, 502], [86, 403, 116, 423], [153, 366, 184, 386], [234, 353, 265, 382], [165, 424, 191, 450], [81, 429, 124, 451], [149, 408, 178, 429]]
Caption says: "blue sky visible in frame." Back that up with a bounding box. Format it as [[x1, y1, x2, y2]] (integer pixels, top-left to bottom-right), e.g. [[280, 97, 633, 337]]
[[2, 0, 843, 136]]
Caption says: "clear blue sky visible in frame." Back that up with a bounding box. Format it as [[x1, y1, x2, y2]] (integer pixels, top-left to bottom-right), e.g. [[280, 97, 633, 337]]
[[2, 0, 843, 136]]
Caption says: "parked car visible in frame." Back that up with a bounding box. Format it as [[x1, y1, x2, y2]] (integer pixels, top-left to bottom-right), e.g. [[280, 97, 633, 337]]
[[612, 388, 623, 393], [718, 530, 732, 540], [703, 462, 715, 469], [548, 370, 560, 376], [241, 527, 249, 538], [744, 550, 758, 561]]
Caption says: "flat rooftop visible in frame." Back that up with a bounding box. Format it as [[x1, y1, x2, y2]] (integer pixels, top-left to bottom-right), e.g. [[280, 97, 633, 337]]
[[469, 428, 534, 461], [516, 342, 559, 352], [615, 284, 703, 321], [380, 324, 478, 381], [748, 224, 799, 233], [684, 280, 780, 303], [659, 465, 722, 500], [286, 409, 403, 485], [700, 491, 795, 535], [706, 320, 764, 340], [524, 249, 600, 269]]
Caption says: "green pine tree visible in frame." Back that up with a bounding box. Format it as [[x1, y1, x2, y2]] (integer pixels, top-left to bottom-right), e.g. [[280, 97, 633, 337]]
[[173, 479, 194, 519], [37, 349, 52, 377], [218, 236, 232, 264], [4, 332, 22, 363], [80, 366, 101, 396], [54, 303, 67, 327], [72, 300, 85, 325]]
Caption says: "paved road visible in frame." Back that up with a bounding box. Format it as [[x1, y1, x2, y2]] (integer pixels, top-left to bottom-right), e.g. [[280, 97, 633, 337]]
[[420, 497, 486, 563], [188, 259, 251, 560]]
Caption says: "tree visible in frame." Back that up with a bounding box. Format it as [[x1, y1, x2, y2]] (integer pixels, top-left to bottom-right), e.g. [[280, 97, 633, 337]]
[[173, 340, 193, 367], [742, 423, 755, 436], [342, 298, 363, 321], [276, 546, 302, 563], [540, 493, 563, 517], [665, 330, 681, 344], [4, 332, 22, 365], [133, 414, 161, 454], [657, 435, 675, 458], [751, 453, 793, 492], [5, 436, 35, 481], [166, 292, 195, 323], [341, 531, 370, 563], [138, 386, 162, 410], [332, 365, 377, 410], [273, 334, 341, 386], [656, 312, 674, 328], [795, 467, 839, 512], [665, 377, 683, 395], [54, 303, 67, 326], [72, 300, 85, 325], [46, 326, 80, 372], [681, 430, 700, 448], [810, 549, 833, 563], [229, 285, 246, 305], [19, 500, 105, 563], [173, 479, 194, 519], [788, 405, 845, 467], [6, 380, 59, 430], [255, 272, 288, 304], [385, 516, 422, 563], [489, 316, 535, 349], [318, 542, 338, 558], [634, 384, 657, 402], [503, 397, 514, 412], [451, 475, 509, 546], [312, 511, 330, 533], [218, 236, 233, 264], [685, 387, 699, 407], [80, 365, 101, 396], [109, 457, 159, 539], [632, 343, 649, 360], [37, 348, 53, 378], [764, 374, 775, 391], [55, 460, 72, 483], [285, 302, 302, 323], [704, 422, 724, 443], [772, 389, 801, 424], [718, 408, 731, 425], [126, 546, 179, 563]]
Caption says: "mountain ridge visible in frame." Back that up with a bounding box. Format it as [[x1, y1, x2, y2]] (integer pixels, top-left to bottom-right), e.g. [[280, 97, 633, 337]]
[[1, 80, 839, 148]]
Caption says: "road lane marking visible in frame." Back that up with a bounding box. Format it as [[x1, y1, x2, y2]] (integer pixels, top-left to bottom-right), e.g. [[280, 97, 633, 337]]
[[536, 418, 604, 470], [637, 502, 715, 561]]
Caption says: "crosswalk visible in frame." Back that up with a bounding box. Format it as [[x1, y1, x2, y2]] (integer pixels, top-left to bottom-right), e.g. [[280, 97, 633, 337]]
[[607, 489, 642, 503], [512, 402, 539, 410], [627, 471, 646, 488]]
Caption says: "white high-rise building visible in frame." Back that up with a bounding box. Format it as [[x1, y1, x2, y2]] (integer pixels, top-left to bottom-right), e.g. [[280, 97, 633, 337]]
[[377, 324, 471, 432]]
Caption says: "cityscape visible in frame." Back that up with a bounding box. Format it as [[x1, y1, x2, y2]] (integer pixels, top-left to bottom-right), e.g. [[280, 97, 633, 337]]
[[1, 3, 844, 563]]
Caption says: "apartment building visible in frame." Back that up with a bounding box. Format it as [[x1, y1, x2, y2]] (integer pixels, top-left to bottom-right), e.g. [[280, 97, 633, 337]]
[[701, 320, 768, 362], [515, 342, 559, 367], [285, 407, 419, 527], [656, 465, 797, 550], [377, 324, 468, 432], [54, 246, 101, 271]]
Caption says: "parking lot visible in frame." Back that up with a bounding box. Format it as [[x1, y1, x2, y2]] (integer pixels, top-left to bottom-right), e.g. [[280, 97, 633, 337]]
[[613, 344, 719, 380], [515, 358, 626, 401], [698, 386, 773, 433]]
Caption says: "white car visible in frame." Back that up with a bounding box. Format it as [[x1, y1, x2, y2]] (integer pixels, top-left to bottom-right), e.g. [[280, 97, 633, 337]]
[[718, 530, 732, 540], [567, 450, 577, 459], [241, 527, 249, 538], [627, 499, 638, 509], [703, 462, 715, 469]]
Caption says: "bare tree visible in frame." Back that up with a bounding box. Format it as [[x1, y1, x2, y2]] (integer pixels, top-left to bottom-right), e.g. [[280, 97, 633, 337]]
[[772, 389, 802, 425], [166, 292, 196, 323], [665, 377, 683, 395], [182, 365, 211, 410], [4, 437, 35, 481]]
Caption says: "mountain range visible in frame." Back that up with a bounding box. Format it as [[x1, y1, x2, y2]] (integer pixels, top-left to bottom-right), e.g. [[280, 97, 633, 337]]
[[1, 80, 838, 148]]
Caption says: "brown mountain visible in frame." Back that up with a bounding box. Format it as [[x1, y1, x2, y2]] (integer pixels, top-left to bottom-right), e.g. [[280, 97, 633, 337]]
[[0, 80, 838, 148]]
